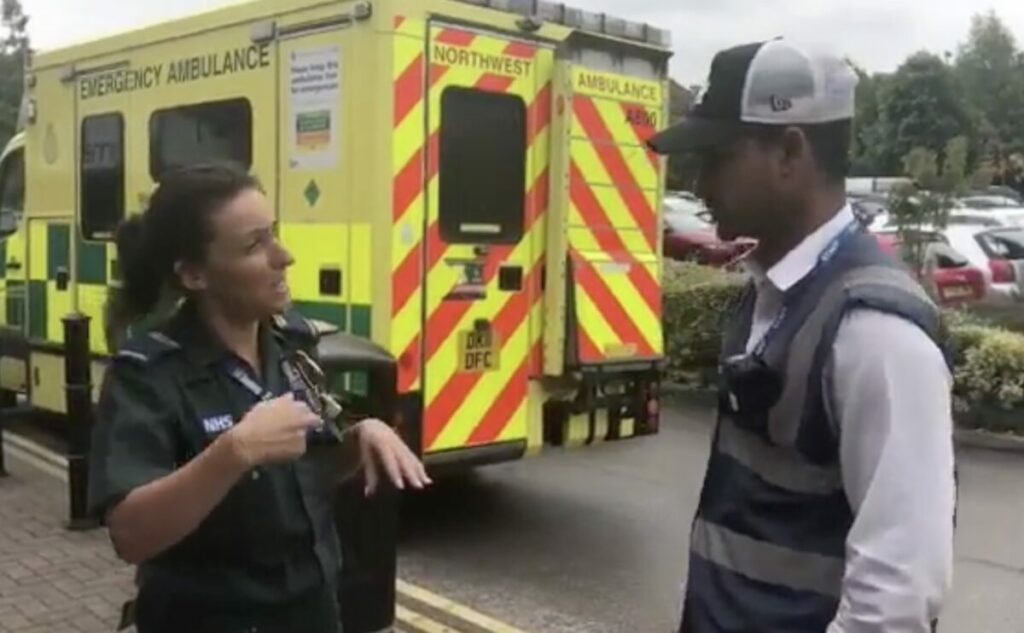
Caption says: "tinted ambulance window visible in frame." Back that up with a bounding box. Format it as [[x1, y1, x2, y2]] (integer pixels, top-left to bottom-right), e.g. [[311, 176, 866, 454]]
[[149, 99, 252, 180], [0, 148, 24, 238], [81, 114, 126, 241], [439, 87, 527, 245]]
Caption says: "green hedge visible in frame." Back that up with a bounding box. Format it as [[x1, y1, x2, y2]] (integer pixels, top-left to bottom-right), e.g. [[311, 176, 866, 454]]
[[663, 262, 746, 386], [664, 263, 1024, 434]]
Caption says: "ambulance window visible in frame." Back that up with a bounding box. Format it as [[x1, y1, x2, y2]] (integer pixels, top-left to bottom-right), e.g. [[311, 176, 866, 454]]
[[439, 87, 527, 245], [0, 148, 25, 239], [81, 114, 126, 241], [149, 99, 252, 180]]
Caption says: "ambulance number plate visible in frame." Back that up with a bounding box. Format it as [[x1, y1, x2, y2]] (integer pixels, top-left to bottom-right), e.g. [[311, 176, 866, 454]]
[[458, 328, 500, 373]]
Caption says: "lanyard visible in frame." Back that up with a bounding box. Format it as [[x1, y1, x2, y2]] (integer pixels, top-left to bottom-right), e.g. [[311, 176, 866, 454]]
[[224, 358, 305, 403], [751, 221, 861, 358], [223, 355, 348, 443]]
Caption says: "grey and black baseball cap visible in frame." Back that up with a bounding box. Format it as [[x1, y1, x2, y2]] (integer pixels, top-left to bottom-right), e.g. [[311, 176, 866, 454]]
[[649, 39, 859, 155]]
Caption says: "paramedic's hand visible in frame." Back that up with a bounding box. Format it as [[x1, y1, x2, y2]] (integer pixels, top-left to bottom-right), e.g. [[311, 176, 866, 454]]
[[355, 419, 432, 495], [228, 395, 322, 467]]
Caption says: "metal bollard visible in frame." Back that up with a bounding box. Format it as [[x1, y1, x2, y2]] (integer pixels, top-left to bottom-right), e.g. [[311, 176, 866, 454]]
[[63, 313, 99, 531]]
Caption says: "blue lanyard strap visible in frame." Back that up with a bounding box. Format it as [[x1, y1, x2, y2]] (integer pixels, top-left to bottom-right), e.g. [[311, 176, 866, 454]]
[[223, 355, 350, 443], [751, 221, 861, 358]]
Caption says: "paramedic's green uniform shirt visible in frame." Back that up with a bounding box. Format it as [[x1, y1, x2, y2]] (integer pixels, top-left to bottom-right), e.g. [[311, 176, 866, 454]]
[[87, 303, 341, 618]]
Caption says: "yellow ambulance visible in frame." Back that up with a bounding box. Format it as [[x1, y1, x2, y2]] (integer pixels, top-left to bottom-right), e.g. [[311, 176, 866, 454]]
[[0, 0, 670, 468]]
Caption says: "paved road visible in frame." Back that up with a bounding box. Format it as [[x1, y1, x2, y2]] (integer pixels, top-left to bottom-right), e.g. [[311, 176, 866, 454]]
[[398, 397, 1024, 633]]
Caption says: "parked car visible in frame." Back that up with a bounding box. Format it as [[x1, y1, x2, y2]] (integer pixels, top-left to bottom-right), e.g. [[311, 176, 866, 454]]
[[663, 203, 755, 268], [851, 197, 890, 230], [873, 231, 987, 307], [942, 224, 1024, 308], [952, 199, 1024, 229]]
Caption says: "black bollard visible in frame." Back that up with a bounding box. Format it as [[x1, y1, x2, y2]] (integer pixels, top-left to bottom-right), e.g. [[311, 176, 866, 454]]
[[0, 389, 14, 478], [315, 333, 401, 633], [63, 313, 99, 531]]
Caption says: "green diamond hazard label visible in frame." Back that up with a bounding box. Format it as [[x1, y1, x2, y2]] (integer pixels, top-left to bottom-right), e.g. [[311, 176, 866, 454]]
[[304, 180, 321, 207]]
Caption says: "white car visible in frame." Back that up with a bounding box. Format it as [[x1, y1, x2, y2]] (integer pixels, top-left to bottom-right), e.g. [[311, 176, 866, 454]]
[[951, 201, 1024, 229], [942, 224, 1024, 307]]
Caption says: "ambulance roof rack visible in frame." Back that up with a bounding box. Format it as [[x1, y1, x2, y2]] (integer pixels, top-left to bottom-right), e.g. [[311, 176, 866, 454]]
[[453, 0, 673, 49]]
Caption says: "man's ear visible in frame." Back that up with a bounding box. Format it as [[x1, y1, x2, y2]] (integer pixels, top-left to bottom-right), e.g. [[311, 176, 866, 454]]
[[174, 260, 207, 293], [776, 126, 811, 181]]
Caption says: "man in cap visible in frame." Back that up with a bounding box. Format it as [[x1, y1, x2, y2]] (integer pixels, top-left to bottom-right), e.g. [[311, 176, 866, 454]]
[[649, 39, 955, 632]]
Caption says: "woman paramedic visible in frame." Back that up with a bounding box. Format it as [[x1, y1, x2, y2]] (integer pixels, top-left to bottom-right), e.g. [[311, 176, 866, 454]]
[[87, 162, 431, 633]]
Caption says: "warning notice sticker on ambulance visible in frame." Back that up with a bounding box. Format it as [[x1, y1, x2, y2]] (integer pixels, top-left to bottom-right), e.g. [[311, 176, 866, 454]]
[[289, 45, 341, 170]]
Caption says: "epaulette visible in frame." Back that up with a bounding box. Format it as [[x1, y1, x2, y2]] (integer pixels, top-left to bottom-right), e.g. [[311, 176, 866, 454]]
[[114, 330, 183, 365]]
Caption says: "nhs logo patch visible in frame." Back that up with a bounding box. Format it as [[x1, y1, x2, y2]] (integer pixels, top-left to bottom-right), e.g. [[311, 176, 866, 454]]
[[202, 415, 235, 435]]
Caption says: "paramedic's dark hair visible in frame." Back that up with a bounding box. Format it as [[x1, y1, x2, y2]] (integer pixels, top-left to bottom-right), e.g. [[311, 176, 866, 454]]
[[106, 163, 261, 338], [750, 120, 852, 186]]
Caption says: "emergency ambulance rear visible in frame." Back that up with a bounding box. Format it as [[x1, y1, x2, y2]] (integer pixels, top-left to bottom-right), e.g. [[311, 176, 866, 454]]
[[0, 0, 672, 469]]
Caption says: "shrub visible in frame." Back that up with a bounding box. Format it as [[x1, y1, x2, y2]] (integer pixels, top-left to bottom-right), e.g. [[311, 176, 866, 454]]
[[954, 329, 1024, 429], [662, 263, 1024, 434], [662, 262, 745, 385]]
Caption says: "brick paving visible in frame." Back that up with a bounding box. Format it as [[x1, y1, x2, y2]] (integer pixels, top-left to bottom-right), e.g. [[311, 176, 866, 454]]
[[0, 455, 135, 633]]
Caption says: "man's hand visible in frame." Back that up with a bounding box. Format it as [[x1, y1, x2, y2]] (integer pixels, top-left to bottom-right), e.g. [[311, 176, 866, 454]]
[[355, 419, 432, 495]]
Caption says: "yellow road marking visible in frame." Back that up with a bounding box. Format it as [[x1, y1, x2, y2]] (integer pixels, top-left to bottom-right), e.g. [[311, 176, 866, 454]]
[[396, 604, 463, 633], [397, 579, 532, 633], [7, 431, 535, 633]]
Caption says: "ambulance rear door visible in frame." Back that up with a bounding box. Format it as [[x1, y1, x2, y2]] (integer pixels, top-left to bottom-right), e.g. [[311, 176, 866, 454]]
[[419, 23, 554, 457]]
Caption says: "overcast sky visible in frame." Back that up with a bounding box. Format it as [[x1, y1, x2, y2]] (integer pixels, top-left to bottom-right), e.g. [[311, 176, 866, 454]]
[[20, 0, 1024, 85]]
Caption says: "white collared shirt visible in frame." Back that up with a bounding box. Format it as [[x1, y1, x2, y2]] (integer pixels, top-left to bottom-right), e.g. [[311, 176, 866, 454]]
[[744, 205, 956, 633]]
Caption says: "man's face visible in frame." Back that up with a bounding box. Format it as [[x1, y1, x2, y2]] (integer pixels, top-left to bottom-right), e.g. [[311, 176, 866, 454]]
[[695, 137, 787, 242]]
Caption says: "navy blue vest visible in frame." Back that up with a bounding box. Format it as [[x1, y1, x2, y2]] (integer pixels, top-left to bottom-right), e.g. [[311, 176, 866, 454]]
[[682, 230, 943, 633]]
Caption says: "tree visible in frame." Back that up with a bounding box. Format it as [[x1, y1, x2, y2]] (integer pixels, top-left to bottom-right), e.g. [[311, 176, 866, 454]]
[[0, 0, 29, 149], [869, 53, 976, 176], [888, 136, 989, 275], [849, 65, 890, 176], [955, 11, 1024, 186], [665, 80, 697, 191]]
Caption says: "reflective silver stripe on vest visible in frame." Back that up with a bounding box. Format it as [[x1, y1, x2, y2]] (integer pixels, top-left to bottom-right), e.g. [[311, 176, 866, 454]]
[[691, 519, 846, 597], [768, 265, 936, 446], [717, 417, 843, 494]]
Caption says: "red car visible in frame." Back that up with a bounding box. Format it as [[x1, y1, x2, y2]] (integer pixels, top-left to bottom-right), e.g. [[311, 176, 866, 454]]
[[663, 206, 755, 269], [874, 232, 986, 307]]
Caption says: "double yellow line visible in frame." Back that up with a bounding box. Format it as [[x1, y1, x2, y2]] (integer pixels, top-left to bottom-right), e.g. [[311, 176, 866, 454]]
[[396, 580, 532, 633], [3, 433, 534, 633]]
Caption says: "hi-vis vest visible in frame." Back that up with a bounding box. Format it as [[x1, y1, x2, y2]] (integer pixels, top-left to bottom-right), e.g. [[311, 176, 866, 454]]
[[682, 230, 944, 632]]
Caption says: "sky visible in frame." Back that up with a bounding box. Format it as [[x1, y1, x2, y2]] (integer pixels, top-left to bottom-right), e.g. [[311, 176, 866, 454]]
[[20, 0, 1024, 86]]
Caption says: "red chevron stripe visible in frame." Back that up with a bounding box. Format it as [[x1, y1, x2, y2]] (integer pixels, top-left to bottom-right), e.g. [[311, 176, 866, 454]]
[[475, 74, 518, 93], [393, 130, 439, 223], [573, 97, 658, 249], [435, 28, 476, 46], [574, 256, 656, 357], [620, 101, 662, 172], [528, 82, 552, 145], [394, 54, 424, 127], [528, 335, 544, 376], [504, 41, 537, 59], [394, 16, 405, 29], [466, 340, 541, 445], [398, 333, 420, 394], [569, 161, 626, 255], [423, 266, 540, 448], [393, 147, 424, 222], [629, 261, 662, 319], [569, 161, 660, 317], [577, 325, 603, 363], [392, 242, 422, 317]]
